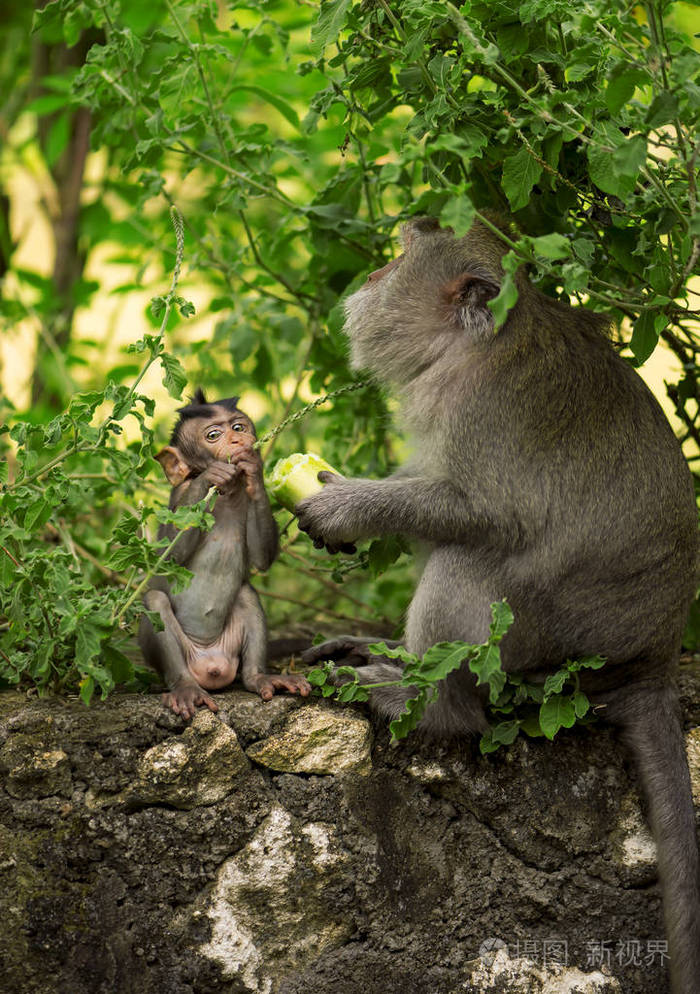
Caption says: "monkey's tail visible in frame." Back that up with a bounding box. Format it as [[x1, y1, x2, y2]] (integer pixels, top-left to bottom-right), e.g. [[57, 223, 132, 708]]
[[613, 681, 700, 994]]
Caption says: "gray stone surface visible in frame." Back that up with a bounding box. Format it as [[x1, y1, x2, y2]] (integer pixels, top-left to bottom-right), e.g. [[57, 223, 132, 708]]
[[245, 705, 373, 775], [0, 661, 698, 994]]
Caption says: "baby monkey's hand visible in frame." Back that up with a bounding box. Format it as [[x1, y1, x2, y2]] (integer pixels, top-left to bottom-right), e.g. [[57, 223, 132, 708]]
[[229, 441, 265, 499], [202, 461, 242, 495]]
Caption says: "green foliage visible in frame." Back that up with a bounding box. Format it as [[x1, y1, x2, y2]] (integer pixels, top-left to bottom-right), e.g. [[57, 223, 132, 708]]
[[308, 601, 605, 748], [0, 211, 202, 700], [305, 0, 699, 357], [0, 0, 698, 698], [479, 652, 606, 753]]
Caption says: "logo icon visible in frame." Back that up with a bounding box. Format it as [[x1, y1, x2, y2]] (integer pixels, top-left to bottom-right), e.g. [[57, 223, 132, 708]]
[[478, 937, 508, 966]]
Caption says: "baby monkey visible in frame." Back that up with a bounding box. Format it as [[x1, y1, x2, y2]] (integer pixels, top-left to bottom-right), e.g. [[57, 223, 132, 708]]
[[139, 389, 310, 719]]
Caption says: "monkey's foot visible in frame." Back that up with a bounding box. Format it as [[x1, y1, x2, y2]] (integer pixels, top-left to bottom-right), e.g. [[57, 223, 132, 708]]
[[162, 681, 219, 721], [249, 672, 312, 702], [301, 636, 400, 667]]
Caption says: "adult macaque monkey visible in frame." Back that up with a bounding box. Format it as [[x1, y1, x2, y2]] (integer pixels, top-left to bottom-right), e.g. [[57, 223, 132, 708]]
[[298, 216, 700, 993], [139, 389, 310, 719]]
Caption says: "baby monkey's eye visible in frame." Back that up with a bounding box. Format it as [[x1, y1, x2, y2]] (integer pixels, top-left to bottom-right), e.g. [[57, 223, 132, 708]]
[[232, 423, 246, 432], [205, 428, 222, 442]]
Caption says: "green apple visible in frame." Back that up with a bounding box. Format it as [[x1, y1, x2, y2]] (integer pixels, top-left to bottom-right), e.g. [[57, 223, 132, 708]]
[[267, 452, 340, 511]]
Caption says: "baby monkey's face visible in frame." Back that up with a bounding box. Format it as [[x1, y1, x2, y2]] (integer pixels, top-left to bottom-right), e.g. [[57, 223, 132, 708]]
[[199, 405, 256, 463]]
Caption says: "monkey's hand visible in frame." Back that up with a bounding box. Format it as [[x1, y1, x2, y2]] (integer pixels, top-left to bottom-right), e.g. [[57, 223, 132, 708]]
[[162, 678, 219, 721], [229, 441, 265, 499], [295, 473, 358, 554], [246, 671, 312, 702], [202, 461, 242, 496]]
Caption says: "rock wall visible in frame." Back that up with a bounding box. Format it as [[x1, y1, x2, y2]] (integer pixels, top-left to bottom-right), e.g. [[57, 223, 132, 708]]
[[1, 664, 699, 994]]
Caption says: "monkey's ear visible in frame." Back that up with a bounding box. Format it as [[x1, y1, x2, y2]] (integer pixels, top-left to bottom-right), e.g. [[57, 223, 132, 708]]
[[443, 273, 500, 334], [155, 446, 191, 486]]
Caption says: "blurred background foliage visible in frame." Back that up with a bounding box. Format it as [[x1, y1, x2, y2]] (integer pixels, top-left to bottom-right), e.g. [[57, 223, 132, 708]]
[[0, 0, 698, 700]]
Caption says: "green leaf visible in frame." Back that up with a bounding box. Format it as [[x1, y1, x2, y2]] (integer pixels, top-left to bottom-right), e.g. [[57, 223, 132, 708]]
[[520, 713, 545, 737], [24, 500, 53, 532], [439, 198, 475, 238], [612, 134, 647, 180], [336, 681, 367, 702], [0, 547, 16, 587], [489, 600, 514, 640], [567, 654, 606, 672], [63, 7, 87, 47], [367, 535, 406, 576], [176, 297, 195, 319], [160, 352, 187, 399], [25, 94, 73, 115], [530, 233, 571, 261], [469, 643, 507, 704], [31, 0, 62, 32], [79, 675, 95, 707], [307, 665, 332, 687], [311, 0, 351, 56], [543, 669, 568, 697], [646, 92, 679, 129], [488, 250, 520, 330], [539, 696, 576, 740], [480, 719, 521, 754], [573, 690, 590, 719], [502, 147, 543, 212], [630, 311, 662, 365], [76, 624, 102, 668], [230, 85, 300, 130], [587, 124, 644, 198], [605, 65, 645, 115], [389, 692, 428, 740], [408, 641, 475, 684], [101, 644, 134, 685], [368, 642, 418, 665]]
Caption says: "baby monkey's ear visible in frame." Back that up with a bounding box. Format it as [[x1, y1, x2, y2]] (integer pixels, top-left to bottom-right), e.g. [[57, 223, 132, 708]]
[[155, 446, 191, 486]]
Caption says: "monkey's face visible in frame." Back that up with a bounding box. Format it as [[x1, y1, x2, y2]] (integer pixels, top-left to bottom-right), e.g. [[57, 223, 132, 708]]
[[344, 217, 504, 386], [178, 406, 256, 472], [197, 406, 256, 463]]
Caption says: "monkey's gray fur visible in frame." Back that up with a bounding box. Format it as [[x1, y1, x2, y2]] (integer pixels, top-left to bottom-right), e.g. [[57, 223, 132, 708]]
[[298, 216, 700, 994]]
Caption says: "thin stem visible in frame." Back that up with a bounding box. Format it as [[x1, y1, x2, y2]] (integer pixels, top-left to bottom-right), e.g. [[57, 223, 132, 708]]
[[258, 588, 376, 627], [166, 0, 231, 164], [281, 546, 388, 622], [254, 381, 368, 451], [172, 139, 294, 206], [111, 529, 184, 625], [238, 211, 318, 303]]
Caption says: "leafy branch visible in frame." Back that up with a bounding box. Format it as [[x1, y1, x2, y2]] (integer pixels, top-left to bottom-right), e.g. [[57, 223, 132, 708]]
[[309, 601, 606, 750]]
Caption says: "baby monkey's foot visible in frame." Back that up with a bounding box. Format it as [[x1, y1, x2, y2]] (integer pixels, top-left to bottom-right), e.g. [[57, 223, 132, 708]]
[[248, 672, 312, 702], [162, 680, 219, 721]]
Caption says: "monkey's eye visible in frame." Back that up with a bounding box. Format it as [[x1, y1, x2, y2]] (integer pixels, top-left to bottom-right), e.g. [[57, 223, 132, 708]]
[[232, 423, 246, 432], [205, 428, 222, 442]]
